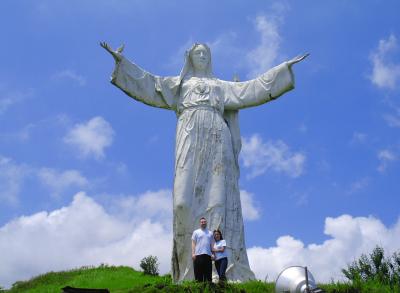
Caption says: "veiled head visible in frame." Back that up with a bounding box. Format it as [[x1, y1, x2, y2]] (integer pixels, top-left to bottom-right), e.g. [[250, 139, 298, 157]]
[[190, 44, 210, 72], [180, 43, 213, 79]]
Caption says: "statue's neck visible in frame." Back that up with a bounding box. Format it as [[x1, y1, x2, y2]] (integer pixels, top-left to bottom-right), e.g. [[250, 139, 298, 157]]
[[193, 69, 208, 78]]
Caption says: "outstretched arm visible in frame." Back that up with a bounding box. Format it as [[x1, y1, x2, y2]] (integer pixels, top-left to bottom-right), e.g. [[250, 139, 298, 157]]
[[100, 42, 175, 110], [223, 53, 309, 110]]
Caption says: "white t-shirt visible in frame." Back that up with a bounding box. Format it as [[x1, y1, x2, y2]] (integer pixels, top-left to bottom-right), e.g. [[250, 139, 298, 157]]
[[214, 239, 227, 260], [192, 228, 213, 256]]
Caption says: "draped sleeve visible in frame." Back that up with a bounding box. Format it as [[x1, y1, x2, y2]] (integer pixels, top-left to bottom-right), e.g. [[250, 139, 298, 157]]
[[111, 56, 179, 110], [222, 61, 295, 110]]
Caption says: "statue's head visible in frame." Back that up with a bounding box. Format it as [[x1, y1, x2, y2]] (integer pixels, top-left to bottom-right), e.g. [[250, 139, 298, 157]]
[[189, 43, 211, 72], [180, 43, 213, 79]]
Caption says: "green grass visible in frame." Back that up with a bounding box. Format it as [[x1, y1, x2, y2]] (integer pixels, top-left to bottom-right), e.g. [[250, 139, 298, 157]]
[[319, 280, 400, 293], [4, 265, 169, 293], [2, 265, 399, 293], [130, 280, 274, 293]]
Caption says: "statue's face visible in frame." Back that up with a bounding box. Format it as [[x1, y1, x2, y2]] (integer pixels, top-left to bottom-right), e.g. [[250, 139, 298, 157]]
[[190, 45, 210, 72]]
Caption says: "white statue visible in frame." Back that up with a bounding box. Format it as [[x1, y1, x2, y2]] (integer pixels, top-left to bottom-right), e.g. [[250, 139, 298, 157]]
[[101, 41, 308, 282]]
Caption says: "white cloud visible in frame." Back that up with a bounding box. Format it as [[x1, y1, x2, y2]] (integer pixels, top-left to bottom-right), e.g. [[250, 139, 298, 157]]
[[0, 98, 15, 114], [0, 156, 29, 205], [207, 32, 244, 76], [369, 34, 400, 90], [38, 168, 88, 197], [377, 149, 397, 172], [347, 177, 370, 194], [0, 191, 172, 288], [0, 123, 36, 143], [241, 134, 306, 179], [384, 113, 400, 128], [0, 155, 88, 205], [246, 15, 282, 78], [291, 191, 309, 206], [248, 214, 400, 283], [0, 155, 92, 204], [350, 132, 367, 145], [384, 107, 400, 128], [64, 116, 114, 159], [208, 32, 238, 56], [240, 190, 261, 221], [0, 88, 33, 115], [53, 69, 86, 86], [245, 2, 289, 79], [109, 189, 172, 223]]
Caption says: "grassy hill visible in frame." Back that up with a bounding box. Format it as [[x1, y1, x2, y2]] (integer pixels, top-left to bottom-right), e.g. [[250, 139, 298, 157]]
[[0, 265, 396, 293], [1, 265, 273, 293], [2, 265, 161, 293]]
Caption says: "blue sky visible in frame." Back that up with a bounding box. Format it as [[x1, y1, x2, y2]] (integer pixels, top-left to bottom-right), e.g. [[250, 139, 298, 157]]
[[1, 0, 400, 288]]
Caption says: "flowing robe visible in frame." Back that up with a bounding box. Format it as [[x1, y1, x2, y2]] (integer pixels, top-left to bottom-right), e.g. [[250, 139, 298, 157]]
[[110, 56, 294, 282]]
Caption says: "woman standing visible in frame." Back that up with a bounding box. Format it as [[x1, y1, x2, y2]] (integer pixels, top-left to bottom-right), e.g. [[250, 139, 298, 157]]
[[213, 230, 228, 282]]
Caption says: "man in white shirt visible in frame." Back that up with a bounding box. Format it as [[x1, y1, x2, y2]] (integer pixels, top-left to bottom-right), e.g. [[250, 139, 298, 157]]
[[191, 217, 214, 282]]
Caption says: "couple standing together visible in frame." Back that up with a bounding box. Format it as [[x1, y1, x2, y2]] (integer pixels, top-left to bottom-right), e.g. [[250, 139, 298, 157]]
[[192, 217, 228, 282]]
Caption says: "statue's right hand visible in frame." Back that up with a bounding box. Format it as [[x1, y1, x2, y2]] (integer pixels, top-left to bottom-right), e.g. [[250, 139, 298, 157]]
[[100, 41, 124, 62]]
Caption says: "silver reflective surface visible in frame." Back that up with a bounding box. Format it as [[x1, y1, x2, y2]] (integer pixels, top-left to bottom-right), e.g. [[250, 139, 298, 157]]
[[275, 266, 316, 293]]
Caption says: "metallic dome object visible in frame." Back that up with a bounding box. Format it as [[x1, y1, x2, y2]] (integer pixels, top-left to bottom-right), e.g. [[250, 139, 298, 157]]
[[275, 266, 324, 293]]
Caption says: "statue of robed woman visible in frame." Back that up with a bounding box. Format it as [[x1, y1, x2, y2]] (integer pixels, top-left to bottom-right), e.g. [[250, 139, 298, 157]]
[[101, 41, 307, 282]]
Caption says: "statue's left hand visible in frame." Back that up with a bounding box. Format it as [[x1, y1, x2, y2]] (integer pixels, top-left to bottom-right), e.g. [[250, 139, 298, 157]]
[[287, 53, 309, 68], [100, 41, 125, 62]]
